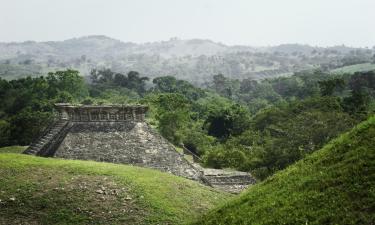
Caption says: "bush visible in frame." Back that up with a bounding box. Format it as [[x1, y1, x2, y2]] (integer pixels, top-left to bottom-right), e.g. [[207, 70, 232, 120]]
[[182, 127, 215, 155], [203, 146, 248, 170], [0, 120, 10, 147]]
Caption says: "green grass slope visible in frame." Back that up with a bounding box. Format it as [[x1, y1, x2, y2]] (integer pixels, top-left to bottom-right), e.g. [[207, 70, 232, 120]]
[[331, 63, 375, 74], [193, 116, 375, 225], [0, 146, 27, 154], [0, 152, 231, 225]]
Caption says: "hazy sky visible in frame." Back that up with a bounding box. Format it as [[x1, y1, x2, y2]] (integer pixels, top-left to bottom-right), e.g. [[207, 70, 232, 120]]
[[1, 0, 374, 47]]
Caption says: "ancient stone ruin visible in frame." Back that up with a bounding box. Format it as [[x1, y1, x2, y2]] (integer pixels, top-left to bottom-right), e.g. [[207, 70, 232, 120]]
[[24, 103, 256, 193]]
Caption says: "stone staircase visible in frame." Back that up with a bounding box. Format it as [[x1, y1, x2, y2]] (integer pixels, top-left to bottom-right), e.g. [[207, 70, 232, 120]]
[[192, 165, 256, 194], [180, 146, 257, 193], [204, 173, 256, 193], [24, 120, 69, 156]]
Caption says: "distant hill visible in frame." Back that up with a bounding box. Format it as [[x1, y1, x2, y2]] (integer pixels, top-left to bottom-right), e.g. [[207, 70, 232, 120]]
[[192, 116, 375, 225], [0, 36, 230, 60], [0, 36, 373, 85]]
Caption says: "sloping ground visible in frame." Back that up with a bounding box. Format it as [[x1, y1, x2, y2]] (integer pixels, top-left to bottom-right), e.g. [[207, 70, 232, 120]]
[[0, 146, 27, 154], [0, 151, 231, 225], [192, 116, 375, 225], [331, 63, 375, 74]]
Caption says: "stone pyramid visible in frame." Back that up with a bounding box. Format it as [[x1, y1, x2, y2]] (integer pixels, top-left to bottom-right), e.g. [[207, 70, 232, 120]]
[[24, 104, 201, 181], [24, 103, 256, 193]]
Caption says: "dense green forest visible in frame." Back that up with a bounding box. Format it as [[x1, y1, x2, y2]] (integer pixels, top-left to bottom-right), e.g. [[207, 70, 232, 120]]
[[1, 69, 374, 179]]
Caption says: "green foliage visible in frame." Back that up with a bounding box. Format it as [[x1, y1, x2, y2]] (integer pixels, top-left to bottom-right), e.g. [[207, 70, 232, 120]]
[[140, 71, 374, 179], [182, 124, 215, 156], [0, 120, 11, 146], [152, 76, 206, 101], [90, 69, 149, 95], [318, 77, 345, 96], [192, 93, 233, 119], [46, 70, 89, 100], [0, 70, 88, 147], [348, 71, 375, 92], [192, 116, 375, 225], [210, 74, 240, 99], [203, 147, 247, 170], [200, 96, 357, 178], [204, 104, 251, 140], [245, 97, 356, 178], [145, 93, 191, 145], [342, 71, 375, 115], [343, 89, 371, 114], [9, 107, 53, 145]]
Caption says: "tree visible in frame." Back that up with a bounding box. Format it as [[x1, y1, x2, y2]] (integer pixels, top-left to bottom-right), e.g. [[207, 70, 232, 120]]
[[343, 90, 371, 114], [90, 68, 115, 84], [126, 71, 149, 94], [47, 70, 88, 100], [9, 108, 52, 145], [148, 93, 191, 145], [318, 78, 345, 96], [90, 69, 149, 95], [348, 71, 375, 92], [152, 76, 205, 100], [211, 74, 239, 98], [205, 104, 251, 140], [0, 120, 10, 147]]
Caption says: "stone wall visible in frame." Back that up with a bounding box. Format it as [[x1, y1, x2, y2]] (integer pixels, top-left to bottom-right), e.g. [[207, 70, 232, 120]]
[[54, 121, 200, 180], [55, 104, 148, 122]]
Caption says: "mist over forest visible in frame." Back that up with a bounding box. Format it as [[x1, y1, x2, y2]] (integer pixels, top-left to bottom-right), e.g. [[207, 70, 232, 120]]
[[1, 35, 374, 85]]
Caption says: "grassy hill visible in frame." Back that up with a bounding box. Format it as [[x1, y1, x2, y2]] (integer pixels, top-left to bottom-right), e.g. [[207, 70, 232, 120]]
[[0, 146, 27, 154], [331, 63, 375, 74], [192, 116, 375, 225], [0, 149, 231, 225]]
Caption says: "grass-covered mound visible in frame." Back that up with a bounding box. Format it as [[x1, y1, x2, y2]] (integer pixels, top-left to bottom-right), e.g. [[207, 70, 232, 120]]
[[193, 116, 375, 225], [0, 151, 231, 225], [0, 146, 27, 154]]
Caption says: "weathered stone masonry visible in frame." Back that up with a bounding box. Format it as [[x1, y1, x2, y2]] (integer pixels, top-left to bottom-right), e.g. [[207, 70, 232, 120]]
[[24, 103, 256, 193], [56, 104, 148, 122], [24, 104, 200, 181]]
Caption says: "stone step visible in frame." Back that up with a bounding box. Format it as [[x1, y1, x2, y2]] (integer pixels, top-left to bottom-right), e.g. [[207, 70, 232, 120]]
[[203, 175, 256, 187], [204, 177, 255, 182], [25, 120, 68, 156], [27, 147, 37, 152], [208, 181, 255, 185]]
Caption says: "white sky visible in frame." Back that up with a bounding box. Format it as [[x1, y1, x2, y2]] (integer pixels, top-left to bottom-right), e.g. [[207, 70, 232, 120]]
[[0, 0, 374, 47]]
